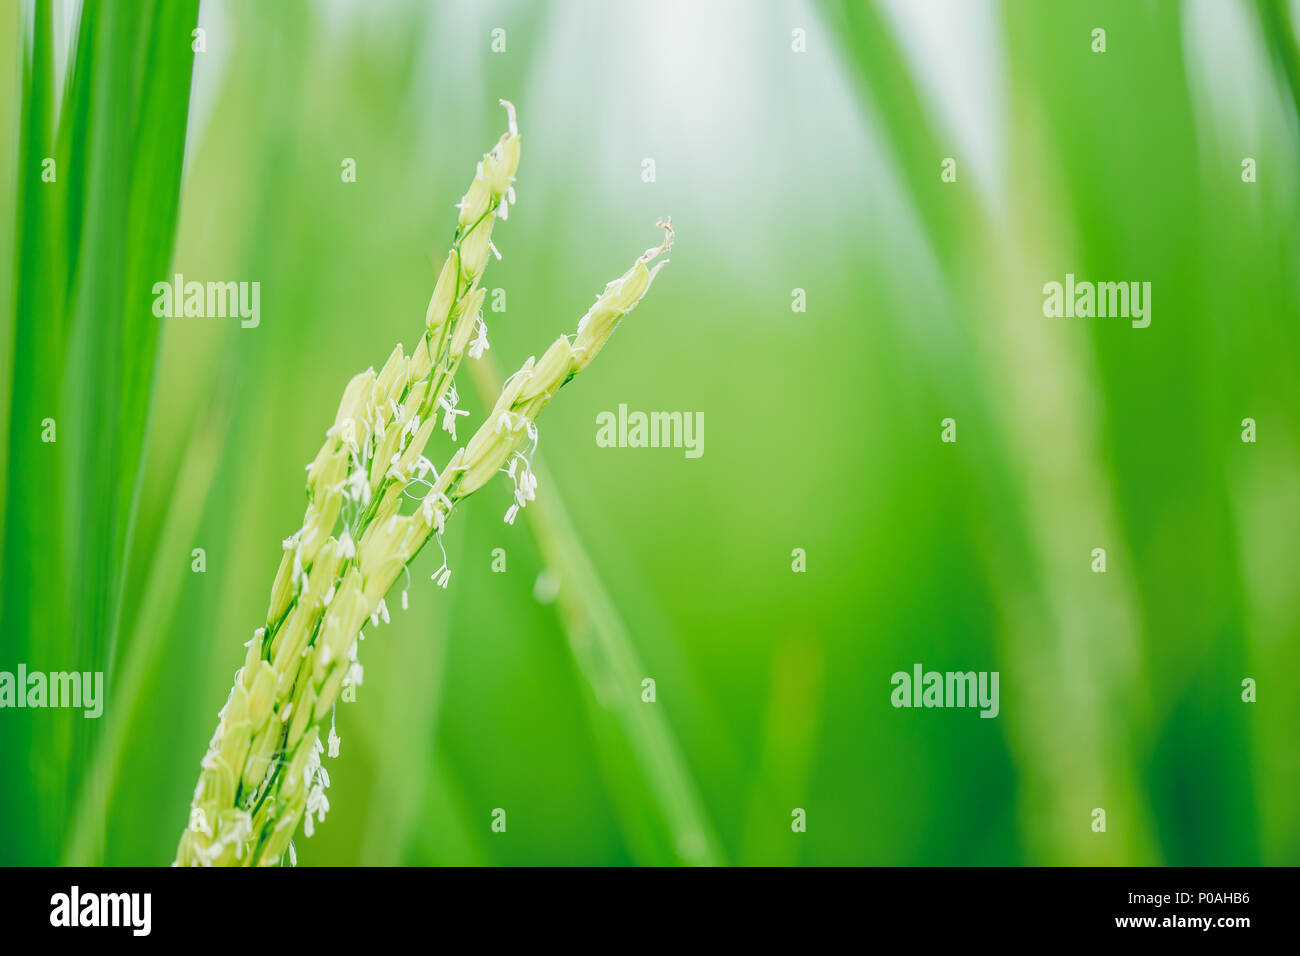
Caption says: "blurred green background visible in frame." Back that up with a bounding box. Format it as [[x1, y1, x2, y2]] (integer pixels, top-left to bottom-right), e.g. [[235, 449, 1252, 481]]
[[2, 0, 1298, 866]]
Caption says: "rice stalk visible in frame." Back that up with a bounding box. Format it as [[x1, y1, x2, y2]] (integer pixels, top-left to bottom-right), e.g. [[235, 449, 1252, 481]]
[[464, 353, 724, 865], [174, 102, 672, 866]]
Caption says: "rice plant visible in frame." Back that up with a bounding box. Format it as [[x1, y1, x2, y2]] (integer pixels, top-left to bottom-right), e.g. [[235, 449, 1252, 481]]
[[174, 102, 672, 866]]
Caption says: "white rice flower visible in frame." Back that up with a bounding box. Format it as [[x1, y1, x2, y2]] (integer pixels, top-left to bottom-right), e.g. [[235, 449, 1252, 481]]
[[468, 316, 490, 359], [345, 466, 371, 505], [327, 712, 341, 759], [440, 383, 470, 440]]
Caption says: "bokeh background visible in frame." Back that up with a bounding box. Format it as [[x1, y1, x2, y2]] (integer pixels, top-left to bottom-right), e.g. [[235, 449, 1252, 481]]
[[2, 0, 1298, 866]]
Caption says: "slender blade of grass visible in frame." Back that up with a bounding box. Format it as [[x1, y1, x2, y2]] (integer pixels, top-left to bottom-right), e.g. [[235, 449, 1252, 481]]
[[466, 354, 725, 867], [1, 0, 198, 864]]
